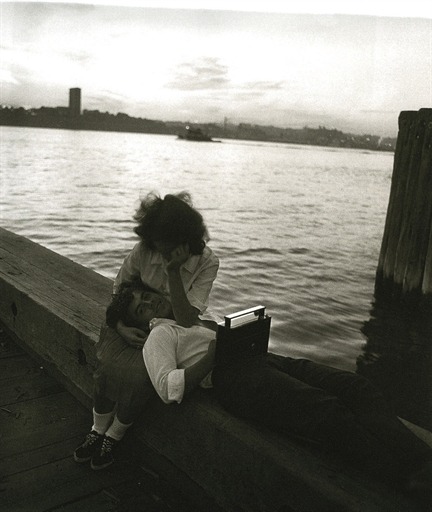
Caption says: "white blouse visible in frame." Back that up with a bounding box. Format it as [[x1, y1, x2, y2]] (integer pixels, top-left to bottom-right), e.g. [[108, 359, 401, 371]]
[[143, 319, 215, 404], [113, 241, 219, 315]]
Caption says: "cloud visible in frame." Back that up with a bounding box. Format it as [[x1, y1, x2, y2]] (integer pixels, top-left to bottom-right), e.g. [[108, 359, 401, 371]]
[[63, 49, 93, 66], [85, 89, 133, 112], [242, 80, 285, 91], [359, 109, 400, 115], [0, 69, 19, 85], [228, 80, 286, 100], [167, 57, 230, 90]]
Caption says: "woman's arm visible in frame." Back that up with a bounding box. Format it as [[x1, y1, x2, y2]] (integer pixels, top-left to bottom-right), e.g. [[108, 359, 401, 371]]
[[184, 252, 219, 315], [166, 244, 200, 327]]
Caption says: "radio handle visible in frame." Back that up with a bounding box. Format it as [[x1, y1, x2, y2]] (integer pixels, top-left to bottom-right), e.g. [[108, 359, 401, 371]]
[[224, 305, 266, 329]]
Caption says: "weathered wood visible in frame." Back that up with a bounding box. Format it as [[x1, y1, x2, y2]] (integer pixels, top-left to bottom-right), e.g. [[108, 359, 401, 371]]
[[0, 372, 64, 405], [0, 454, 149, 512], [0, 227, 425, 512], [394, 109, 432, 292], [0, 336, 215, 512], [0, 392, 90, 459], [424, 221, 432, 294], [378, 111, 417, 283], [376, 108, 432, 300], [0, 229, 111, 408], [0, 353, 41, 380]]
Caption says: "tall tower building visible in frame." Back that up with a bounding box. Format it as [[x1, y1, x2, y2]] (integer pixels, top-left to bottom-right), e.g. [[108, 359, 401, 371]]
[[69, 88, 81, 117]]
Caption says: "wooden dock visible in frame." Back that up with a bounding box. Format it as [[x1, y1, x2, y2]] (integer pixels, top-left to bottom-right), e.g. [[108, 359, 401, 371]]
[[1, 227, 430, 512], [0, 327, 218, 512]]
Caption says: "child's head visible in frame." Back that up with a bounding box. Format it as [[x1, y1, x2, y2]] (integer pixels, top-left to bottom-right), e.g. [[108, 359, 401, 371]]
[[106, 279, 172, 331], [133, 191, 209, 256]]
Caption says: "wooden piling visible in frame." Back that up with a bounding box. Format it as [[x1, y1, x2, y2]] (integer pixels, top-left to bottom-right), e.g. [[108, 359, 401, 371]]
[[376, 108, 432, 301]]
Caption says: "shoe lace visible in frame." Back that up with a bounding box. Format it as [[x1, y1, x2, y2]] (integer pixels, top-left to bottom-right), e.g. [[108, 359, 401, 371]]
[[84, 431, 100, 447], [100, 436, 115, 455]]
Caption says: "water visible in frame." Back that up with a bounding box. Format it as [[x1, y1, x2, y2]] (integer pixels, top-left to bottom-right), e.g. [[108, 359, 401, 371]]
[[1, 126, 393, 373]]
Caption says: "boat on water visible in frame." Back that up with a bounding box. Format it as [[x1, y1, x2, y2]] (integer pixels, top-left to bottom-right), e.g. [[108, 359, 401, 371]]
[[177, 125, 217, 142]]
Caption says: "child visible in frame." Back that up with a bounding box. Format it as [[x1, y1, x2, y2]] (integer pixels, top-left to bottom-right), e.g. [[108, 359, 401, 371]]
[[101, 281, 432, 496]]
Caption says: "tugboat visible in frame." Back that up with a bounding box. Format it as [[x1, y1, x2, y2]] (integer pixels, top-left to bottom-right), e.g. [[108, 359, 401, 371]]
[[177, 125, 214, 142]]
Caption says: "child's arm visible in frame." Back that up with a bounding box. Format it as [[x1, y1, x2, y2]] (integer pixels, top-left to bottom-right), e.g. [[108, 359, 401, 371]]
[[183, 339, 216, 395], [143, 326, 215, 404]]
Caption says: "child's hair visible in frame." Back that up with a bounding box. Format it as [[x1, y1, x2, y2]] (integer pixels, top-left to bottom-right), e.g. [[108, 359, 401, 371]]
[[133, 191, 209, 255], [106, 279, 156, 330]]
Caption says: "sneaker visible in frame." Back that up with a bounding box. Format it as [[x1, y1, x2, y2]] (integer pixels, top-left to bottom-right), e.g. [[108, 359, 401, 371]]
[[91, 435, 117, 470], [73, 430, 103, 463]]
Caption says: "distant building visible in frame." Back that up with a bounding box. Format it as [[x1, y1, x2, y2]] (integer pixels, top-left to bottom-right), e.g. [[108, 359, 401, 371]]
[[69, 88, 81, 117]]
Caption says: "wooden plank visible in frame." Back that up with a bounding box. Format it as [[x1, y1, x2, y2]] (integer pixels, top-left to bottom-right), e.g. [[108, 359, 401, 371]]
[[0, 335, 24, 359], [1, 434, 198, 512], [0, 335, 209, 512], [48, 491, 120, 512], [0, 435, 85, 477], [0, 227, 111, 303], [0, 392, 91, 459], [0, 371, 64, 405], [0, 455, 145, 512], [0, 231, 112, 403], [0, 249, 107, 337], [136, 390, 420, 512], [0, 353, 40, 381], [0, 278, 99, 401]]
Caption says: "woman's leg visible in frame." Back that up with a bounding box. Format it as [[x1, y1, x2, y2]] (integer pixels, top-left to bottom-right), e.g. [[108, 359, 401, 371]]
[[116, 403, 143, 425], [92, 387, 116, 434], [105, 388, 155, 441], [94, 393, 115, 414]]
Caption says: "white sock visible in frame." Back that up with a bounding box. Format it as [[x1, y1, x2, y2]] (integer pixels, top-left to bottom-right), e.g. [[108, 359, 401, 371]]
[[105, 415, 133, 441], [92, 408, 115, 435]]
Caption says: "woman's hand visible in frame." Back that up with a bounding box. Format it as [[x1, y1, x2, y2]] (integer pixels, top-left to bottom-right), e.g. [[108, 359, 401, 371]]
[[116, 320, 148, 346], [166, 243, 191, 272]]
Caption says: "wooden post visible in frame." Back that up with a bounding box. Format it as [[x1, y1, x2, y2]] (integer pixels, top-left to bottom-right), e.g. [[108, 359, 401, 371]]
[[376, 108, 432, 301], [358, 110, 432, 423]]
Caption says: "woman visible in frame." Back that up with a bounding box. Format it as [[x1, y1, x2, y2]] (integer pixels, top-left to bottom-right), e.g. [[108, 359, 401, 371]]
[[73, 191, 219, 469], [114, 191, 219, 343]]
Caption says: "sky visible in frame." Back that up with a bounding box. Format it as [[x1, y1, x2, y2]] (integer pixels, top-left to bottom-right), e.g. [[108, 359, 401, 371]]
[[1, 1, 432, 136]]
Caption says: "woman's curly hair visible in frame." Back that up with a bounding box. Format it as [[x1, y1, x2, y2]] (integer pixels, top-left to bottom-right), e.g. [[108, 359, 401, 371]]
[[133, 191, 209, 255], [105, 279, 156, 330]]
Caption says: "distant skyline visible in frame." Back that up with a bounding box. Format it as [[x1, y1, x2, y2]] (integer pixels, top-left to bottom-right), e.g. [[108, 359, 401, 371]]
[[1, 1, 432, 136]]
